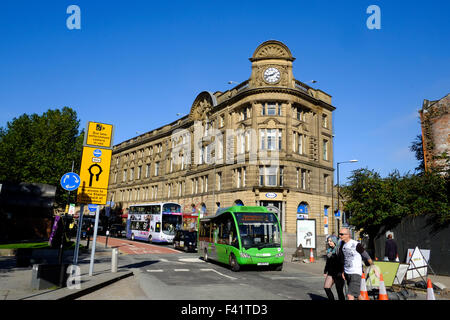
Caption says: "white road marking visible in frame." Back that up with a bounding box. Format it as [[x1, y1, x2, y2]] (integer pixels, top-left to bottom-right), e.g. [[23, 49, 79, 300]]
[[174, 269, 190, 272], [178, 258, 205, 263], [147, 269, 164, 272], [200, 268, 237, 280]]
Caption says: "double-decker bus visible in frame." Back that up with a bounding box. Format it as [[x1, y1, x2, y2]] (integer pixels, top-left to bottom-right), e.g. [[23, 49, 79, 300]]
[[198, 206, 284, 271], [126, 202, 182, 244]]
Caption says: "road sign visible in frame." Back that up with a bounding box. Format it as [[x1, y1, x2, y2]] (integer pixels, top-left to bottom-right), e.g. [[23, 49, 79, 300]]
[[85, 122, 114, 149], [88, 204, 98, 212], [77, 146, 112, 205], [60, 172, 81, 191]]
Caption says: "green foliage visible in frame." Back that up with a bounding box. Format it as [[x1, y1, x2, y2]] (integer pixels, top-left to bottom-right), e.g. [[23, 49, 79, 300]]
[[0, 107, 84, 207], [410, 134, 425, 173], [343, 168, 450, 235]]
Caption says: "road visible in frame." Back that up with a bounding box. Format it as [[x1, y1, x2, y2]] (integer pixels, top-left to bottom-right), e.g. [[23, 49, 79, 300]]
[[78, 236, 328, 300]]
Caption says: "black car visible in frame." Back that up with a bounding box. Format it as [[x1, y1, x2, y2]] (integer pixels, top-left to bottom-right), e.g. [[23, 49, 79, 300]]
[[173, 230, 197, 252], [109, 224, 126, 238]]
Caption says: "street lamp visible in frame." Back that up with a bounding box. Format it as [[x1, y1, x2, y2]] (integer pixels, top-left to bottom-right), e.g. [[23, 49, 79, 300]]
[[336, 160, 358, 230]]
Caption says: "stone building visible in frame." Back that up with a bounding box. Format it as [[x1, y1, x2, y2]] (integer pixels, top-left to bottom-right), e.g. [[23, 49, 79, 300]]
[[107, 40, 336, 248], [419, 94, 450, 173]]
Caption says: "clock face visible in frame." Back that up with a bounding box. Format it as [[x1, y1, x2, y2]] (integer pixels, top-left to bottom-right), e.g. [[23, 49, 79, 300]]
[[263, 67, 281, 84]]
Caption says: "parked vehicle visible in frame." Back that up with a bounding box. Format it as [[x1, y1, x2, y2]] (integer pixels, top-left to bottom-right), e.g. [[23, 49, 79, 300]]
[[173, 230, 197, 252], [109, 224, 126, 238]]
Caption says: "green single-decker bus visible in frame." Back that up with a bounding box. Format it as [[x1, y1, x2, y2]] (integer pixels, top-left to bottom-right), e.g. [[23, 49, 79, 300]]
[[198, 206, 284, 271]]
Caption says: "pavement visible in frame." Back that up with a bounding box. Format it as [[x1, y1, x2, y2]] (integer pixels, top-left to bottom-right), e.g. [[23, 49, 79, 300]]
[[0, 239, 449, 300]]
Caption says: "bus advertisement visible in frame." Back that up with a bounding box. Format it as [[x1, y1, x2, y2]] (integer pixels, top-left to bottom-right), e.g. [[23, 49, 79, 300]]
[[198, 206, 284, 271], [127, 202, 182, 244]]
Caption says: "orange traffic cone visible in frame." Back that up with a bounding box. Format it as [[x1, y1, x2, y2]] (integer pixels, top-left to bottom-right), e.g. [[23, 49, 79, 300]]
[[378, 273, 389, 300], [359, 273, 370, 300], [427, 278, 436, 300], [309, 248, 315, 263]]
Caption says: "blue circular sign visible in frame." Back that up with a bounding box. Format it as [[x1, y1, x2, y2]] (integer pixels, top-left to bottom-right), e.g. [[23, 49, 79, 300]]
[[60, 172, 81, 191], [93, 149, 102, 157]]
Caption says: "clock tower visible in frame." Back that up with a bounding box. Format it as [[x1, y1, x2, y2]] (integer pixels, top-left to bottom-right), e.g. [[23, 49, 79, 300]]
[[249, 40, 296, 89]]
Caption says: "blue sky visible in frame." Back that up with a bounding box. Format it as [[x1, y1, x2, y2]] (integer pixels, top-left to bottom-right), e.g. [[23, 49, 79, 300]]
[[1, 0, 449, 184]]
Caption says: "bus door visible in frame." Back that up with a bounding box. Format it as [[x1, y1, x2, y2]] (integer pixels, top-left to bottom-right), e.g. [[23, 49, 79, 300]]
[[150, 214, 161, 242]]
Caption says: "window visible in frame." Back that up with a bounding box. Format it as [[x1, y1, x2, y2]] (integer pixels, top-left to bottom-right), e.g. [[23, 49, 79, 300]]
[[123, 169, 127, 182], [259, 166, 278, 186], [262, 102, 281, 116], [301, 169, 307, 189], [322, 114, 328, 128], [279, 166, 284, 186], [298, 133, 304, 154], [145, 164, 150, 178], [236, 168, 241, 188], [137, 166, 142, 180], [323, 140, 329, 161], [155, 162, 160, 176], [129, 168, 134, 181], [217, 172, 222, 191], [267, 103, 276, 115], [260, 129, 282, 150]]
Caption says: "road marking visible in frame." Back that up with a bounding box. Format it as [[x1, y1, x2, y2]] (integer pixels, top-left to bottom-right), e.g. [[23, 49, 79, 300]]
[[200, 268, 237, 280], [174, 269, 190, 272], [147, 269, 164, 273], [178, 258, 205, 263]]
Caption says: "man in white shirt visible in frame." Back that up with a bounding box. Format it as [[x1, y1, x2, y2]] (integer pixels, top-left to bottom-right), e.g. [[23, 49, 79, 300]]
[[338, 228, 379, 300]]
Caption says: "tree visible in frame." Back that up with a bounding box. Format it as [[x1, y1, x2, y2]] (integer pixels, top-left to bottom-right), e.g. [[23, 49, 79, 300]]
[[409, 134, 425, 173], [0, 107, 84, 207], [343, 168, 450, 253]]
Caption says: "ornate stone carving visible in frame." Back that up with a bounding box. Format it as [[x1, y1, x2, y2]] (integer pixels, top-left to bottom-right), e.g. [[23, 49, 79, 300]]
[[250, 40, 295, 62], [189, 91, 217, 121]]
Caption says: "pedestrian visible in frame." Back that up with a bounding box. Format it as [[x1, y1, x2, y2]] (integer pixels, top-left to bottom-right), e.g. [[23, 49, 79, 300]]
[[323, 235, 345, 300], [384, 234, 398, 262], [338, 228, 379, 300]]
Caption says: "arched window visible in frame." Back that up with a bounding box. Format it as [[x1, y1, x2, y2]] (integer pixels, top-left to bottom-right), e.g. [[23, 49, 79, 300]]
[[297, 202, 309, 214]]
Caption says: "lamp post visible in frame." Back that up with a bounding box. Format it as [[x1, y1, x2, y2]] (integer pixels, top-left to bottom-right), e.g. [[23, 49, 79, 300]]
[[336, 160, 358, 231]]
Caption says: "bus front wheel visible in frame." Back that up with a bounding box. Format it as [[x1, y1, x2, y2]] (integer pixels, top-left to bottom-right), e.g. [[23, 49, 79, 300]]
[[229, 254, 240, 272]]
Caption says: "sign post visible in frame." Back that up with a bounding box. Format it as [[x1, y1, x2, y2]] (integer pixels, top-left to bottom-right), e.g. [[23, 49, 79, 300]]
[[73, 204, 85, 266], [76, 121, 114, 276], [89, 205, 101, 276]]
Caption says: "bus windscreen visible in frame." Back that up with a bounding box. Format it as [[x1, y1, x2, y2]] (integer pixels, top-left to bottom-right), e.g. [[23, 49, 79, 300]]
[[235, 212, 281, 249]]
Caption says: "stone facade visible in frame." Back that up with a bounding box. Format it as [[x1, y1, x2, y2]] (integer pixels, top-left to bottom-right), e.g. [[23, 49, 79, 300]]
[[107, 40, 337, 249], [419, 94, 450, 173]]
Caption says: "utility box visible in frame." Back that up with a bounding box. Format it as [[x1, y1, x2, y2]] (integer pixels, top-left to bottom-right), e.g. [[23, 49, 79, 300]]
[[31, 264, 70, 290]]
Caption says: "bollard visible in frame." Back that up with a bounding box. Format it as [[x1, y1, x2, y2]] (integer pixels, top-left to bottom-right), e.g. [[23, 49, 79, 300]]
[[111, 248, 118, 273]]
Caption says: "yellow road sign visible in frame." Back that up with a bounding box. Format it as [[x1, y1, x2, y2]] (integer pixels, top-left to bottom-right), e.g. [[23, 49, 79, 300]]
[[85, 122, 114, 148], [77, 146, 112, 205]]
